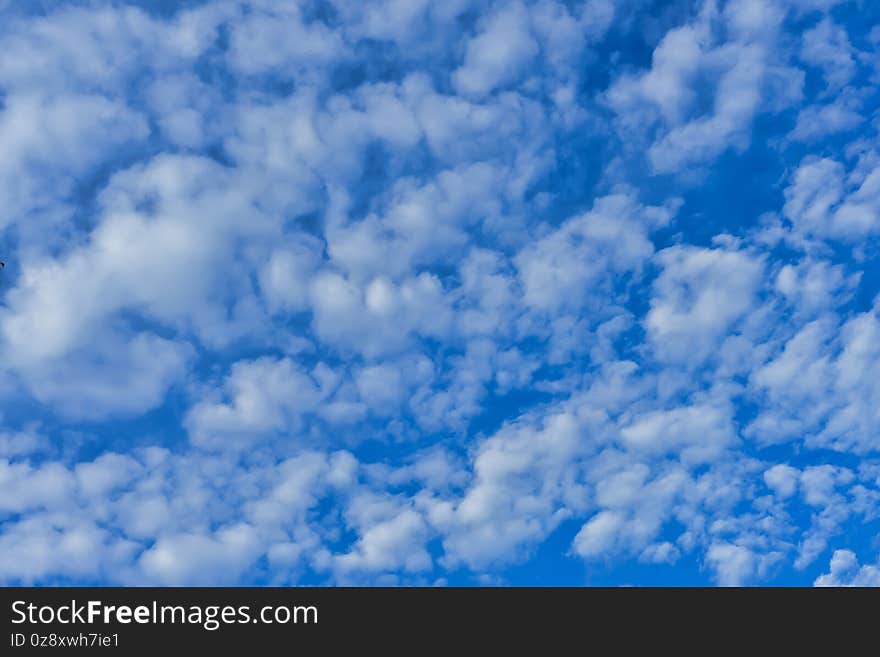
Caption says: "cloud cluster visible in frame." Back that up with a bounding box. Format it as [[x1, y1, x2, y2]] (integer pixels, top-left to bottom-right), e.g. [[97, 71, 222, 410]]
[[1, 0, 879, 586]]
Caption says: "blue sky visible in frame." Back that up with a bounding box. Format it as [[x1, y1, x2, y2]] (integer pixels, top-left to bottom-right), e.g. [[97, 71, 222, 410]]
[[1, 0, 880, 586]]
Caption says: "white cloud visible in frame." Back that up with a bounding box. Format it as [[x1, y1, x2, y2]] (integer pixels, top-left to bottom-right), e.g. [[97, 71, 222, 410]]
[[0, 4, 219, 93], [0, 153, 297, 417], [139, 524, 262, 585], [516, 194, 675, 313], [0, 459, 76, 514], [328, 163, 505, 280], [800, 18, 856, 92], [705, 542, 779, 586], [439, 410, 589, 568], [783, 155, 880, 241], [0, 92, 149, 238], [309, 271, 453, 358], [0, 514, 137, 585], [608, 0, 801, 174], [226, 2, 343, 76], [186, 357, 327, 449], [335, 508, 431, 576], [763, 464, 799, 499], [259, 235, 324, 314], [453, 2, 539, 98], [573, 510, 626, 557], [749, 306, 880, 453], [789, 92, 863, 142], [815, 549, 880, 586], [774, 258, 858, 315], [619, 404, 736, 465], [0, 425, 48, 459], [646, 246, 764, 366], [639, 541, 680, 564]]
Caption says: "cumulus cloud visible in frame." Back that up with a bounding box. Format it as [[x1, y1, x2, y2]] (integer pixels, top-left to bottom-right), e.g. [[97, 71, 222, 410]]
[[516, 193, 676, 314], [453, 2, 539, 98], [800, 18, 856, 92], [185, 357, 328, 450], [783, 155, 880, 241], [788, 91, 863, 142], [438, 410, 589, 569], [607, 0, 802, 174], [645, 245, 764, 366], [748, 304, 880, 453], [815, 549, 880, 586]]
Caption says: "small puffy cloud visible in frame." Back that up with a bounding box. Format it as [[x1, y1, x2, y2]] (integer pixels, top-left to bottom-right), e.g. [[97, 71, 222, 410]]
[[259, 235, 324, 314], [186, 357, 327, 449], [783, 156, 880, 241], [0, 515, 137, 585], [749, 308, 880, 453], [355, 364, 406, 415], [706, 542, 776, 586], [619, 404, 736, 465], [815, 550, 880, 587], [453, 2, 539, 98], [608, 1, 801, 174], [0, 92, 149, 235], [572, 510, 626, 558], [334, 508, 432, 576], [0, 425, 48, 459], [646, 246, 763, 366], [440, 410, 588, 568], [763, 464, 799, 499], [226, 2, 343, 77], [639, 541, 680, 565], [0, 459, 76, 514], [138, 524, 262, 585], [789, 92, 863, 142], [516, 194, 676, 313], [309, 271, 453, 358], [774, 258, 858, 315], [800, 18, 856, 92]]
